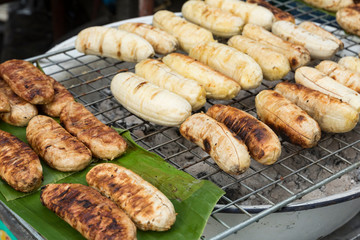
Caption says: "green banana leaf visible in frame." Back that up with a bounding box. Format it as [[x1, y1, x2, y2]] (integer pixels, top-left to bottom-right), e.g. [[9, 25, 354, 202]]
[[0, 122, 225, 240]]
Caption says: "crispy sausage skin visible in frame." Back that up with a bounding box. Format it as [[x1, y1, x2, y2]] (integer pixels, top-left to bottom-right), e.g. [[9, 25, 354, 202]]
[[255, 90, 321, 148], [40, 183, 137, 240], [207, 104, 281, 165], [86, 163, 176, 231], [0, 91, 10, 113], [0, 130, 43, 192], [60, 101, 127, 160], [180, 113, 251, 175], [0, 79, 38, 126], [40, 80, 74, 117], [0, 59, 54, 104], [26, 115, 92, 172]]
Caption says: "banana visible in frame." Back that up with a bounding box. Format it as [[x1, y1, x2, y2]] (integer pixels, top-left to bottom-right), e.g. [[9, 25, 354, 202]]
[[152, 10, 214, 53], [181, 1, 244, 37], [316, 60, 360, 93], [336, 4, 360, 37], [180, 113, 251, 175], [118, 22, 178, 55], [242, 23, 310, 70], [162, 53, 241, 100], [228, 35, 290, 81], [295, 66, 360, 112], [247, 0, 295, 23], [75, 26, 154, 62], [205, 0, 275, 30], [338, 56, 360, 73], [135, 59, 206, 110], [255, 90, 321, 148], [301, 0, 354, 12], [189, 41, 263, 90], [271, 21, 339, 59], [298, 21, 343, 50], [110, 72, 191, 127], [275, 82, 359, 133]]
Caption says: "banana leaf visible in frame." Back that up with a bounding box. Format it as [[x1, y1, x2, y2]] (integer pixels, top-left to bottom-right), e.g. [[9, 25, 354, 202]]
[[0, 122, 225, 240]]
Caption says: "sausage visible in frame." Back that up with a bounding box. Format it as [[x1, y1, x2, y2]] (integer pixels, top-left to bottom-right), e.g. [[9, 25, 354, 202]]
[[26, 115, 92, 172], [0, 129, 43, 192], [0, 91, 10, 113], [60, 101, 127, 160], [206, 104, 281, 165], [0, 79, 38, 126], [0, 59, 54, 104], [255, 90, 321, 148], [40, 80, 74, 117], [180, 113, 251, 175], [86, 163, 176, 231], [40, 183, 137, 240], [275, 82, 359, 133]]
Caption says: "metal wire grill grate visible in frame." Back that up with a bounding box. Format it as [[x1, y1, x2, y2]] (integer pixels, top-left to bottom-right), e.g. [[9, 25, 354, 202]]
[[24, 1, 360, 239]]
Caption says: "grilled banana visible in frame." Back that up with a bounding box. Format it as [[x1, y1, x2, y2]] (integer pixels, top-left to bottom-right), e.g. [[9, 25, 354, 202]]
[[336, 4, 360, 37], [298, 21, 343, 50], [316, 60, 360, 93], [180, 113, 251, 175], [338, 56, 360, 73], [162, 53, 241, 99], [181, 0, 244, 37], [205, 0, 275, 30], [301, 0, 354, 12], [275, 82, 359, 133], [255, 90, 321, 148], [189, 41, 263, 90], [152, 10, 214, 53], [271, 21, 339, 59], [207, 104, 281, 165], [86, 163, 176, 231], [118, 22, 178, 55], [111, 72, 191, 127], [0, 92, 10, 113], [247, 0, 295, 23], [295, 66, 360, 112], [135, 59, 206, 111], [228, 35, 290, 81], [242, 23, 311, 70], [75, 26, 154, 62]]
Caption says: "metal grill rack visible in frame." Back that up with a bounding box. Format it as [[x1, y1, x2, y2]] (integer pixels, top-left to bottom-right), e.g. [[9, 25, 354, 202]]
[[23, 1, 360, 239]]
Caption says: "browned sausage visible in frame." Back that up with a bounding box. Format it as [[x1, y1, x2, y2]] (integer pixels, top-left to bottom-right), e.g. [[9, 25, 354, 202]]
[[0, 129, 43, 192], [207, 104, 281, 165], [26, 115, 92, 172], [60, 101, 127, 160], [40, 183, 137, 240], [0, 59, 54, 104]]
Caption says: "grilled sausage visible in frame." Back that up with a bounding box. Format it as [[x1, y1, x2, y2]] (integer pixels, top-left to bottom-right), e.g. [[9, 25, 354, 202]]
[[40, 183, 137, 240], [316, 60, 360, 93], [26, 115, 92, 172], [60, 101, 127, 160], [207, 104, 281, 165], [86, 163, 176, 231], [40, 80, 74, 117], [180, 113, 251, 175], [118, 22, 178, 55], [275, 82, 359, 133], [0, 130, 42, 192], [247, 0, 295, 23], [0, 79, 38, 126], [0, 59, 54, 104], [255, 90, 321, 148], [0, 91, 10, 113]]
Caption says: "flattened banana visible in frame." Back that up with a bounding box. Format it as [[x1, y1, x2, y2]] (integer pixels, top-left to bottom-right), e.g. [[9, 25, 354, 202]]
[[181, 0, 244, 37], [189, 41, 263, 90], [255, 90, 321, 148], [275, 82, 359, 133], [162, 53, 241, 99]]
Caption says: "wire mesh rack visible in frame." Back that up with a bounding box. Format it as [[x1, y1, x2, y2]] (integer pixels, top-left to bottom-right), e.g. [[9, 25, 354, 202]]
[[15, 0, 360, 239]]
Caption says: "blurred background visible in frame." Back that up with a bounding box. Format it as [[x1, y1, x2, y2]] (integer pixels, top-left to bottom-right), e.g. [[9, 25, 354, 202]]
[[0, 0, 186, 61]]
